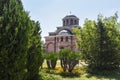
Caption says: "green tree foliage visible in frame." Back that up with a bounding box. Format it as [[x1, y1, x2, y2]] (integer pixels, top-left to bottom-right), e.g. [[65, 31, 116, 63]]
[[0, 0, 43, 80], [74, 14, 120, 71], [59, 49, 80, 72], [96, 15, 120, 70], [45, 52, 58, 69], [0, 0, 12, 16], [0, 0, 30, 80], [26, 21, 43, 80], [40, 41, 45, 69]]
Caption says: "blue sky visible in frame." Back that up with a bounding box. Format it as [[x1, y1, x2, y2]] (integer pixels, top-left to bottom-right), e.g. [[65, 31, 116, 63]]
[[21, 0, 120, 41]]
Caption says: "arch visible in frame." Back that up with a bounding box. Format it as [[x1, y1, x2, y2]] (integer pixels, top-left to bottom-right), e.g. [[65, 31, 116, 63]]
[[58, 30, 72, 35], [56, 27, 73, 35], [46, 42, 54, 52]]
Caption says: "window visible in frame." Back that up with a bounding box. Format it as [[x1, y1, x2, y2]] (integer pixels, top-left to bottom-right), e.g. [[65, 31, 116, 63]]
[[74, 20, 77, 25], [70, 19, 73, 25], [57, 38, 59, 42], [61, 37, 63, 42], [66, 19, 68, 25], [66, 37, 68, 42], [63, 20, 65, 26], [58, 30, 72, 35]]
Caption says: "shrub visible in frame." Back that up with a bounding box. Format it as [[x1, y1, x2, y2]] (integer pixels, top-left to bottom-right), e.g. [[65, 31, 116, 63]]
[[45, 52, 58, 69], [59, 49, 80, 72], [40, 70, 62, 80]]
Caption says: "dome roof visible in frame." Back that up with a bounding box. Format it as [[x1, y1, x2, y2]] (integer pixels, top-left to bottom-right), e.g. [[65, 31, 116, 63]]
[[62, 14, 79, 26], [63, 15, 79, 19]]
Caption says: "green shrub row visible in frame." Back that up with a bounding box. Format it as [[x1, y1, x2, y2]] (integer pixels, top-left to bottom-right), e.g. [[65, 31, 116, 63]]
[[45, 49, 80, 72]]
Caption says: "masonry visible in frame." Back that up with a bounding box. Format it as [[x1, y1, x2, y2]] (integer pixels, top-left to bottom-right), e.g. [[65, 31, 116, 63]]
[[45, 15, 80, 53]]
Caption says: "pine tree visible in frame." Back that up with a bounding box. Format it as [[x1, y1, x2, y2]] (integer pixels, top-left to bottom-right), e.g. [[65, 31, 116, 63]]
[[0, 0, 30, 80], [96, 15, 120, 70], [26, 21, 43, 80], [0, 0, 8, 15]]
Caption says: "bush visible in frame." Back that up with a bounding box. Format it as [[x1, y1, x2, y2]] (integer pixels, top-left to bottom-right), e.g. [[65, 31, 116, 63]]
[[45, 52, 58, 69], [59, 49, 80, 72], [40, 70, 62, 80]]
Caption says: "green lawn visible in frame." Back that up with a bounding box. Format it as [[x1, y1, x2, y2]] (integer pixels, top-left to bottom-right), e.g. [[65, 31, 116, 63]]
[[40, 60, 120, 80]]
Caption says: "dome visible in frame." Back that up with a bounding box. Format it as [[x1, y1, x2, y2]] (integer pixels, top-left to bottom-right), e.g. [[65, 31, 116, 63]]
[[62, 15, 79, 26], [63, 15, 79, 19]]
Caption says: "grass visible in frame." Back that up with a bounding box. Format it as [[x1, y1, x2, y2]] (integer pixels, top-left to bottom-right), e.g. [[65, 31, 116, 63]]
[[40, 60, 120, 80]]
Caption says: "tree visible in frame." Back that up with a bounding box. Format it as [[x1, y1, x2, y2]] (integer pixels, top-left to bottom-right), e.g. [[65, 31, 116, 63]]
[[0, 0, 9, 15], [0, 0, 30, 80], [96, 15, 120, 70], [45, 52, 58, 69], [74, 19, 98, 65], [74, 14, 120, 71], [59, 49, 80, 72], [26, 21, 43, 80]]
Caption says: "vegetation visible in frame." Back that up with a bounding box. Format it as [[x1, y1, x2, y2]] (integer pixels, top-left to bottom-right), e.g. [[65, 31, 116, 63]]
[[0, 0, 30, 80], [73, 14, 120, 72], [41, 60, 120, 80], [0, 0, 120, 79], [45, 52, 58, 69], [0, 0, 43, 80], [26, 21, 43, 80], [40, 69, 62, 80], [59, 49, 80, 72]]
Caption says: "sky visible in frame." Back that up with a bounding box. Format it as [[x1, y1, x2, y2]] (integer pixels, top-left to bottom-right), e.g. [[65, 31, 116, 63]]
[[21, 0, 120, 41]]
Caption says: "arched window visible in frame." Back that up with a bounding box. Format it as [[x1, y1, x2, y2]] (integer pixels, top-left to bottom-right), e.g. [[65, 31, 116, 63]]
[[63, 20, 65, 26], [47, 43, 54, 52], [58, 30, 72, 35], [61, 37, 63, 42], [66, 19, 69, 25], [70, 19, 73, 25], [57, 38, 59, 42], [74, 20, 77, 25], [66, 37, 68, 42]]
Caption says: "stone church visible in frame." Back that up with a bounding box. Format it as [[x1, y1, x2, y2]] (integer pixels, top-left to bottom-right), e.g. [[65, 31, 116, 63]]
[[45, 15, 80, 53]]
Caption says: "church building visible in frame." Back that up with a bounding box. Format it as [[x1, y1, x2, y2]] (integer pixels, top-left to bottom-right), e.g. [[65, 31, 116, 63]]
[[45, 15, 80, 53]]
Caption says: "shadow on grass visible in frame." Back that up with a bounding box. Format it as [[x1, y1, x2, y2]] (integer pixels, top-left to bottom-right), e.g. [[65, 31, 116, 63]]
[[86, 69, 120, 80], [44, 68, 81, 78], [59, 72, 80, 78]]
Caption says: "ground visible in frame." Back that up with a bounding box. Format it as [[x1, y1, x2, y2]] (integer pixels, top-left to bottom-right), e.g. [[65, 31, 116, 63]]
[[40, 60, 120, 80]]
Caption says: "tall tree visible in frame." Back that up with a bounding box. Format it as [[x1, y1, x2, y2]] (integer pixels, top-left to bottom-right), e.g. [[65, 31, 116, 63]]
[[26, 21, 43, 80], [74, 19, 98, 65], [0, 0, 8, 15], [96, 15, 120, 70], [0, 0, 31, 80], [74, 14, 120, 71]]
